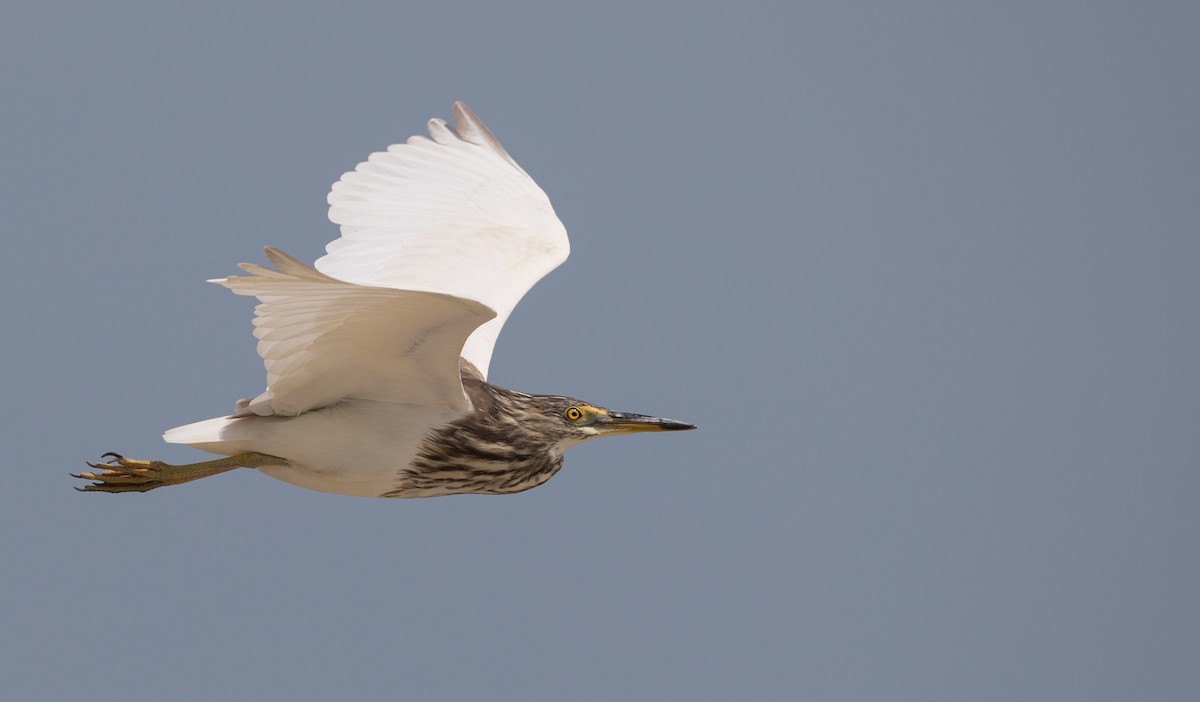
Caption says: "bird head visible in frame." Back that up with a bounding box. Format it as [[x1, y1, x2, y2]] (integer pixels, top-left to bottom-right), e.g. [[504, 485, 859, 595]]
[[526, 394, 696, 448]]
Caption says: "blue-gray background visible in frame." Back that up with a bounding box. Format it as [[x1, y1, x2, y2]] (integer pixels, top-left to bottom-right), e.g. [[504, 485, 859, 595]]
[[3, 2, 1197, 700]]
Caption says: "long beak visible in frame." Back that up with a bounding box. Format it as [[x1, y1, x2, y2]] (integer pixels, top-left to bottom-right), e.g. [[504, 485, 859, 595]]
[[598, 411, 697, 434]]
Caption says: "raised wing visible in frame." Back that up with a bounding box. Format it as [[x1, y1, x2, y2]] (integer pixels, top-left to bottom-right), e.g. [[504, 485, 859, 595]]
[[215, 248, 494, 417], [318, 102, 569, 379]]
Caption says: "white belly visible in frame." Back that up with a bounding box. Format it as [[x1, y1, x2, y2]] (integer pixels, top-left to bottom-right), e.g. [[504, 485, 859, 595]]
[[187, 400, 461, 498]]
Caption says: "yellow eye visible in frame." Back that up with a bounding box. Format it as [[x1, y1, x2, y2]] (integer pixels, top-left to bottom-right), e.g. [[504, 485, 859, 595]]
[[565, 407, 584, 421]]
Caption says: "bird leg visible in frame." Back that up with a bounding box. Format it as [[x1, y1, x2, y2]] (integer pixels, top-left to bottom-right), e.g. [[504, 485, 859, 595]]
[[72, 451, 288, 493]]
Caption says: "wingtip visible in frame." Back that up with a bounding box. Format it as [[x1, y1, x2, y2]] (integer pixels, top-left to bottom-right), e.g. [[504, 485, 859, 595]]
[[262, 246, 291, 268], [451, 101, 476, 124], [449, 102, 527, 174], [262, 247, 337, 281]]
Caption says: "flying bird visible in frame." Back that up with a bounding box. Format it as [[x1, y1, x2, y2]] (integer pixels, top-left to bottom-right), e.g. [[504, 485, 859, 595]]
[[75, 103, 694, 498]]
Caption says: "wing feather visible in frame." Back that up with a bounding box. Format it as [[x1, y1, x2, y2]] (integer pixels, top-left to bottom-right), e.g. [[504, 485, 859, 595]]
[[317, 102, 569, 378], [215, 247, 495, 417]]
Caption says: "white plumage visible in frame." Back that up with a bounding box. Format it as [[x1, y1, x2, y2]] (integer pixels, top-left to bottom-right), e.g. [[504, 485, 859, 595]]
[[161, 103, 570, 495], [77, 102, 693, 498], [320, 104, 568, 380]]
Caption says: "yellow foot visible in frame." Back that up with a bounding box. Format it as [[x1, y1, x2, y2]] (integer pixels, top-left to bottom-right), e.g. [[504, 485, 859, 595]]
[[72, 451, 284, 494], [73, 453, 174, 493]]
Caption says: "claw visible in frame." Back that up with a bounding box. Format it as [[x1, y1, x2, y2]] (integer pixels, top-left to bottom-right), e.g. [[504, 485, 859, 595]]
[[72, 454, 165, 493], [73, 451, 265, 493], [86, 453, 125, 470]]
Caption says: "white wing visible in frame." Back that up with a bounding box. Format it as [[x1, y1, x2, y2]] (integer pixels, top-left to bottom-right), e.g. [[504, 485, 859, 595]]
[[215, 248, 494, 416], [318, 102, 570, 379]]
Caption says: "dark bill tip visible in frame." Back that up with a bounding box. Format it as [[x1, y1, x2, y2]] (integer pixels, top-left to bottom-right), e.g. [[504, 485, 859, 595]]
[[603, 412, 697, 433]]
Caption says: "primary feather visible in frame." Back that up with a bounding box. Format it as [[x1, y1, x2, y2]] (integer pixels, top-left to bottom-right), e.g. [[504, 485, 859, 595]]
[[213, 247, 494, 417], [319, 102, 569, 379]]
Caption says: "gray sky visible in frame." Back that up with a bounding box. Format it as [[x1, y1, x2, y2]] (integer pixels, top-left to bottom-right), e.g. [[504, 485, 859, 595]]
[[3, 2, 1198, 700]]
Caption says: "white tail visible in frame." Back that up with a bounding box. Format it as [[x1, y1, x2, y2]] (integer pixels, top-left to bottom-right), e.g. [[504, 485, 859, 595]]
[[163, 416, 252, 454]]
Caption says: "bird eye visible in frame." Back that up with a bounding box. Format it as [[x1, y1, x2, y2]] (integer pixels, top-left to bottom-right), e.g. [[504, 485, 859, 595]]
[[565, 407, 583, 421]]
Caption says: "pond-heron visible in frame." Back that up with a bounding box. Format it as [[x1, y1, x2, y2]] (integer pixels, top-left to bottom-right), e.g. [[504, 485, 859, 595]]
[[75, 103, 694, 498]]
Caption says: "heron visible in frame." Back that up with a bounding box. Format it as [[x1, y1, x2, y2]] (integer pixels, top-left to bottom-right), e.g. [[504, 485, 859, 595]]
[[74, 103, 694, 498]]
